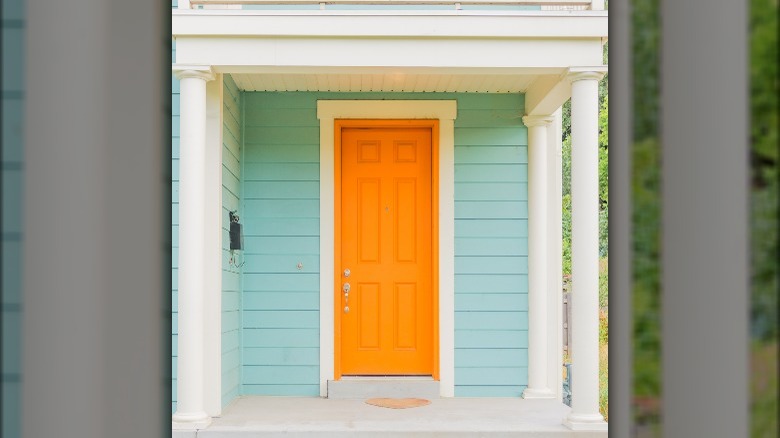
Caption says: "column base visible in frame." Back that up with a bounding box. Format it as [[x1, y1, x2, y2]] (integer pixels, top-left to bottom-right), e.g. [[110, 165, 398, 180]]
[[563, 413, 608, 431], [172, 411, 212, 430], [522, 387, 556, 399]]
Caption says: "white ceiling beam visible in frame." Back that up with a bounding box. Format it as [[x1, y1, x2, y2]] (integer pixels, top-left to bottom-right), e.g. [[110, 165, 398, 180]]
[[172, 10, 608, 39], [174, 38, 603, 71]]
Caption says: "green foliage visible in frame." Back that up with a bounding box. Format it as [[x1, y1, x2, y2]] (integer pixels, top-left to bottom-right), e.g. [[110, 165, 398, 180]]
[[562, 135, 572, 197], [749, 0, 779, 343], [629, 1, 662, 423], [562, 83, 609, 274], [749, 3, 778, 435], [631, 0, 661, 142], [752, 342, 779, 437], [599, 258, 609, 309], [598, 95, 609, 257], [631, 137, 662, 399], [750, 0, 779, 170], [562, 193, 572, 276], [752, 176, 779, 340]]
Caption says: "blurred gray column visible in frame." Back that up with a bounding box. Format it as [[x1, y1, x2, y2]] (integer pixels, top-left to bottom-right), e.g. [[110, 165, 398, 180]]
[[661, 1, 749, 437], [609, 0, 632, 437], [23, 1, 167, 438]]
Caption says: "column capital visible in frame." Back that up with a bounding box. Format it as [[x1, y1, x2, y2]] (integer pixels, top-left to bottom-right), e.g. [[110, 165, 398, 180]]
[[566, 67, 607, 84], [173, 65, 215, 82], [522, 115, 555, 127]]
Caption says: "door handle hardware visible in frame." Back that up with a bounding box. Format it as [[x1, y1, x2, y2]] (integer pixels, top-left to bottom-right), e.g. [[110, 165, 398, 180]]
[[343, 282, 350, 313]]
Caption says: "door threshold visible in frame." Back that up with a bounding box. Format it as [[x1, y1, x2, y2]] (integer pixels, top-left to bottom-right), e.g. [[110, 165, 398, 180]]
[[328, 377, 440, 399], [340, 375, 434, 381]]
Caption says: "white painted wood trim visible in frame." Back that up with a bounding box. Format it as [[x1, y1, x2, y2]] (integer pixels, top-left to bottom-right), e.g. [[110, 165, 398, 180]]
[[319, 114, 336, 397], [172, 9, 608, 30], [204, 74, 224, 416], [522, 115, 556, 399], [172, 67, 214, 429], [546, 106, 563, 401], [317, 100, 457, 397], [564, 71, 607, 430]]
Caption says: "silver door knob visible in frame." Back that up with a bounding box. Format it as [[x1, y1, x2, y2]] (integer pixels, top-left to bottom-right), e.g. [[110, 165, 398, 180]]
[[343, 283, 350, 293]]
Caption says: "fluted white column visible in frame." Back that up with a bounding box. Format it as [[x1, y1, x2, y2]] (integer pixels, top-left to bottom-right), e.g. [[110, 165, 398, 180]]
[[522, 115, 556, 399], [172, 66, 215, 430], [564, 70, 607, 430]]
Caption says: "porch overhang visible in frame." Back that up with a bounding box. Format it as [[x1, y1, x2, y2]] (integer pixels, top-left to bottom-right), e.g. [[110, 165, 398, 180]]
[[172, 9, 607, 113]]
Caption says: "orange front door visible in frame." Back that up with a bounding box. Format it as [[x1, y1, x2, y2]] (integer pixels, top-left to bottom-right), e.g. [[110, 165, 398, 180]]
[[338, 123, 434, 376]]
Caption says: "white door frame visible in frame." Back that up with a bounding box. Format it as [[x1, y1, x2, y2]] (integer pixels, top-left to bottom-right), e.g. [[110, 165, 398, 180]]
[[317, 100, 457, 397]]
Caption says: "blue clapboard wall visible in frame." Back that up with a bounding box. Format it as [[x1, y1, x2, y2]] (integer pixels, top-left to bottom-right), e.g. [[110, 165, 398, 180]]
[[221, 74, 242, 405], [239, 91, 529, 397]]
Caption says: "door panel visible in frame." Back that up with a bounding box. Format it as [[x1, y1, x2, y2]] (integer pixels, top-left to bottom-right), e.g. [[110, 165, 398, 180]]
[[340, 126, 433, 375]]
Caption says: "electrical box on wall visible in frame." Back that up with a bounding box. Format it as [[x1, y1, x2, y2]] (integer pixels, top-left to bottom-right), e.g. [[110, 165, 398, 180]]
[[229, 211, 243, 250]]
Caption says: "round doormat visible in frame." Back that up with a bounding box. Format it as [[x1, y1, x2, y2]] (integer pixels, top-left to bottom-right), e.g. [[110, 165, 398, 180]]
[[365, 398, 431, 409]]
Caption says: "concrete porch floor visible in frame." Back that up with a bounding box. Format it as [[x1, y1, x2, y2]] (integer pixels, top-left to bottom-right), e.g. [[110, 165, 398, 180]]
[[173, 396, 607, 437]]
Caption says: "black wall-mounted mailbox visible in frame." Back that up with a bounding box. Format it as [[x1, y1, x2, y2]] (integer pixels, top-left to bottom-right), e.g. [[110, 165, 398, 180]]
[[228, 211, 243, 250]]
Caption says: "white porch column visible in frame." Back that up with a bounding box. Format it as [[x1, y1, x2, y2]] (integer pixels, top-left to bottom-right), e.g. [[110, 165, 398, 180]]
[[564, 70, 607, 430], [204, 74, 224, 417], [522, 115, 556, 399], [172, 66, 215, 429]]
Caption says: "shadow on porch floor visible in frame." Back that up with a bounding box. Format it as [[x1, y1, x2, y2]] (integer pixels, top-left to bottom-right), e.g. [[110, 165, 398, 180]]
[[173, 396, 607, 437]]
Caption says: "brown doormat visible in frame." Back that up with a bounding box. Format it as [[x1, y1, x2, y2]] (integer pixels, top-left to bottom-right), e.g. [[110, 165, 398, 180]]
[[365, 398, 431, 409]]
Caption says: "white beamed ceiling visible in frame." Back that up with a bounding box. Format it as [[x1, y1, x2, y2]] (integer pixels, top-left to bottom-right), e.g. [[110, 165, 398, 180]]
[[230, 72, 539, 93]]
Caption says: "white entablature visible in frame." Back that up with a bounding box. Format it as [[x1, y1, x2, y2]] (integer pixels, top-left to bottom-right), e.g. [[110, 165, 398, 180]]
[[173, 7, 606, 114]]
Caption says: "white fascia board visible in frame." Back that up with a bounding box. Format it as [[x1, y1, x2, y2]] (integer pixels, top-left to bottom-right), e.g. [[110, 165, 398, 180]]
[[172, 11, 607, 39], [174, 37, 604, 71]]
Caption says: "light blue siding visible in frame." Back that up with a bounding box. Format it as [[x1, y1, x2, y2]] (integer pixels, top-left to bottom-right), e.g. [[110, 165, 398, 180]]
[[2, 2, 24, 436], [238, 91, 529, 396], [239, 93, 322, 396], [451, 94, 529, 396], [222, 74, 242, 407]]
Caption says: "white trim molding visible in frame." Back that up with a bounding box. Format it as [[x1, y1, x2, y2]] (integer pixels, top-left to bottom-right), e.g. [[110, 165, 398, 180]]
[[173, 65, 216, 82], [547, 107, 564, 401], [563, 69, 607, 431], [522, 114, 556, 400], [204, 74, 224, 417], [172, 64, 216, 430], [317, 100, 457, 397]]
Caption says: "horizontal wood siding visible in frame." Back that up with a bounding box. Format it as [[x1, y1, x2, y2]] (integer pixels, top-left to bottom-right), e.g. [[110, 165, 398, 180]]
[[240, 92, 321, 397], [222, 74, 242, 407], [240, 92, 528, 396], [453, 93, 529, 397]]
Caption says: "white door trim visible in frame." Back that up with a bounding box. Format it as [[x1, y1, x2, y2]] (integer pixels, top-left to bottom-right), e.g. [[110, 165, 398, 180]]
[[317, 100, 457, 397]]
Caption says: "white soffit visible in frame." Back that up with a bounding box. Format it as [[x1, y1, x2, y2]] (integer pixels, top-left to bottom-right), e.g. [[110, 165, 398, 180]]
[[230, 73, 539, 93]]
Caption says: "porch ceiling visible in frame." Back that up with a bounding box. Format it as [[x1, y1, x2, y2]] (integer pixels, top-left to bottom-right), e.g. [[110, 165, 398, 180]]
[[229, 71, 540, 93]]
